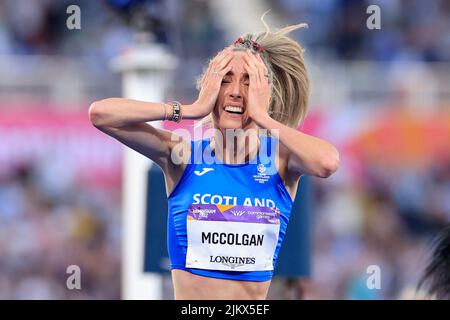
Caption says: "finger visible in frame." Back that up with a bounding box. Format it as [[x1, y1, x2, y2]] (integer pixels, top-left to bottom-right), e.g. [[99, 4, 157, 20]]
[[255, 53, 269, 75], [248, 52, 267, 83], [210, 57, 232, 80], [216, 47, 232, 58], [244, 62, 258, 84], [205, 64, 232, 92], [205, 51, 232, 82], [243, 52, 260, 83], [244, 50, 260, 73], [216, 51, 233, 71], [218, 64, 233, 78], [245, 57, 270, 90], [243, 61, 258, 86], [255, 53, 268, 83], [208, 48, 229, 70], [208, 54, 232, 79], [212, 48, 233, 68]]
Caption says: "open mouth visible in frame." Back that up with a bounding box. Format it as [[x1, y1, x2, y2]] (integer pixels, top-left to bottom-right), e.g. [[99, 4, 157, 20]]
[[224, 105, 244, 115]]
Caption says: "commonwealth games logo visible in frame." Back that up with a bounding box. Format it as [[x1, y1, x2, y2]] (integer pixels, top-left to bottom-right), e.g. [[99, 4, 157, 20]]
[[231, 210, 245, 217], [253, 164, 270, 184], [257, 163, 266, 174]]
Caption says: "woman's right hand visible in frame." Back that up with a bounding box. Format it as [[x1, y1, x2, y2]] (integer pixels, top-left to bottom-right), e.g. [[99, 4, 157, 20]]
[[185, 48, 234, 119]]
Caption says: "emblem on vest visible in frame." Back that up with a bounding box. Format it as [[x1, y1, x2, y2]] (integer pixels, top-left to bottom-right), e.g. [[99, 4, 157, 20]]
[[253, 163, 270, 184]]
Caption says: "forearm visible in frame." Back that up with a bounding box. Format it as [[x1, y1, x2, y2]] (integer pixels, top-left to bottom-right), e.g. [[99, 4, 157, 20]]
[[254, 113, 340, 178], [88, 98, 197, 128]]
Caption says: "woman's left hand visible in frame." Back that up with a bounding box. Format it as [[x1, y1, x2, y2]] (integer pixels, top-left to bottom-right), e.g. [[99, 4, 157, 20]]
[[243, 49, 271, 122]]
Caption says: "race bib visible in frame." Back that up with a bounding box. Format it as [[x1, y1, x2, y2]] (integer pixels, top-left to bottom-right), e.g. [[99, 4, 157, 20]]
[[185, 204, 280, 272]]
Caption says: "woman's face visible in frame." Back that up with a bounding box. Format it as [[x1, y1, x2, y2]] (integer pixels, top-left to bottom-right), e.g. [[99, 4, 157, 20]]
[[212, 50, 254, 130]]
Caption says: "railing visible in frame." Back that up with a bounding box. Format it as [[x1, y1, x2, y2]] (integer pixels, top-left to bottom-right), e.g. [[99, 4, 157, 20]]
[[0, 54, 449, 112], [0, 55, 121, 108], [307, 58, 450, 111]]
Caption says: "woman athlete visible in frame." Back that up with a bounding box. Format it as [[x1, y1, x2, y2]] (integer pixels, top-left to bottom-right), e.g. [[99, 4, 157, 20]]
[[89, 22, 339, 300]]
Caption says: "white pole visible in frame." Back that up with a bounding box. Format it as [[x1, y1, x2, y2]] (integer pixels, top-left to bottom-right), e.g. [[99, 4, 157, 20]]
[[111, 42, 177, 300]]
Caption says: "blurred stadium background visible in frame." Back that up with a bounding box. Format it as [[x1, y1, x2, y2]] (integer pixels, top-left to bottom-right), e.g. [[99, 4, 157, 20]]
[[0, 0, 449, 299]]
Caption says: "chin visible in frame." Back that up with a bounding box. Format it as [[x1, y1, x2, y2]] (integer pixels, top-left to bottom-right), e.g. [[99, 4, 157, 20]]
[[220, 121, 243, 130], [214, 111, 255, 131]]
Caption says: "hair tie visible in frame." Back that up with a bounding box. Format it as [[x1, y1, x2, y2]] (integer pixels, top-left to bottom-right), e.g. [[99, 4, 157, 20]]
[[234, 37, 265, 53]]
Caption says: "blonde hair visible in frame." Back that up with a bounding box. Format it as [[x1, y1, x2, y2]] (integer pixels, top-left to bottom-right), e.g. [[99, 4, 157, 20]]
[[196, 14, 310, 129]]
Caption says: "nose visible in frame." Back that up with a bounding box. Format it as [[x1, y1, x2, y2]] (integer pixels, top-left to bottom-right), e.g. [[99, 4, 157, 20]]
[[229, 80, 242, 99]]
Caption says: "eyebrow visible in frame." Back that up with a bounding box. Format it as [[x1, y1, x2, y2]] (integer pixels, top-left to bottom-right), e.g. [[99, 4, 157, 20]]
[[225, 71, 249, 78]]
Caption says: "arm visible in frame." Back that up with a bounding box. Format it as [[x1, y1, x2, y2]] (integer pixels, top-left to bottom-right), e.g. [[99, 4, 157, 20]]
[[88, 48, 234, 168], [89, 97, 208, 128], [253, 113, 339, 178], [88, 98, 190, 168], [242, 49, 339, 178]]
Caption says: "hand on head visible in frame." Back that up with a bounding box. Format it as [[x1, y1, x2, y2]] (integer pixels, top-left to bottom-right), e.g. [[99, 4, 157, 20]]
[[192, 48, 234, 119]]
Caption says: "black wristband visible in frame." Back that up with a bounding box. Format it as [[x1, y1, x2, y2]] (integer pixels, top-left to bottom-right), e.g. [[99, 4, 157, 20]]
[[171, 101, 182, 122]]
